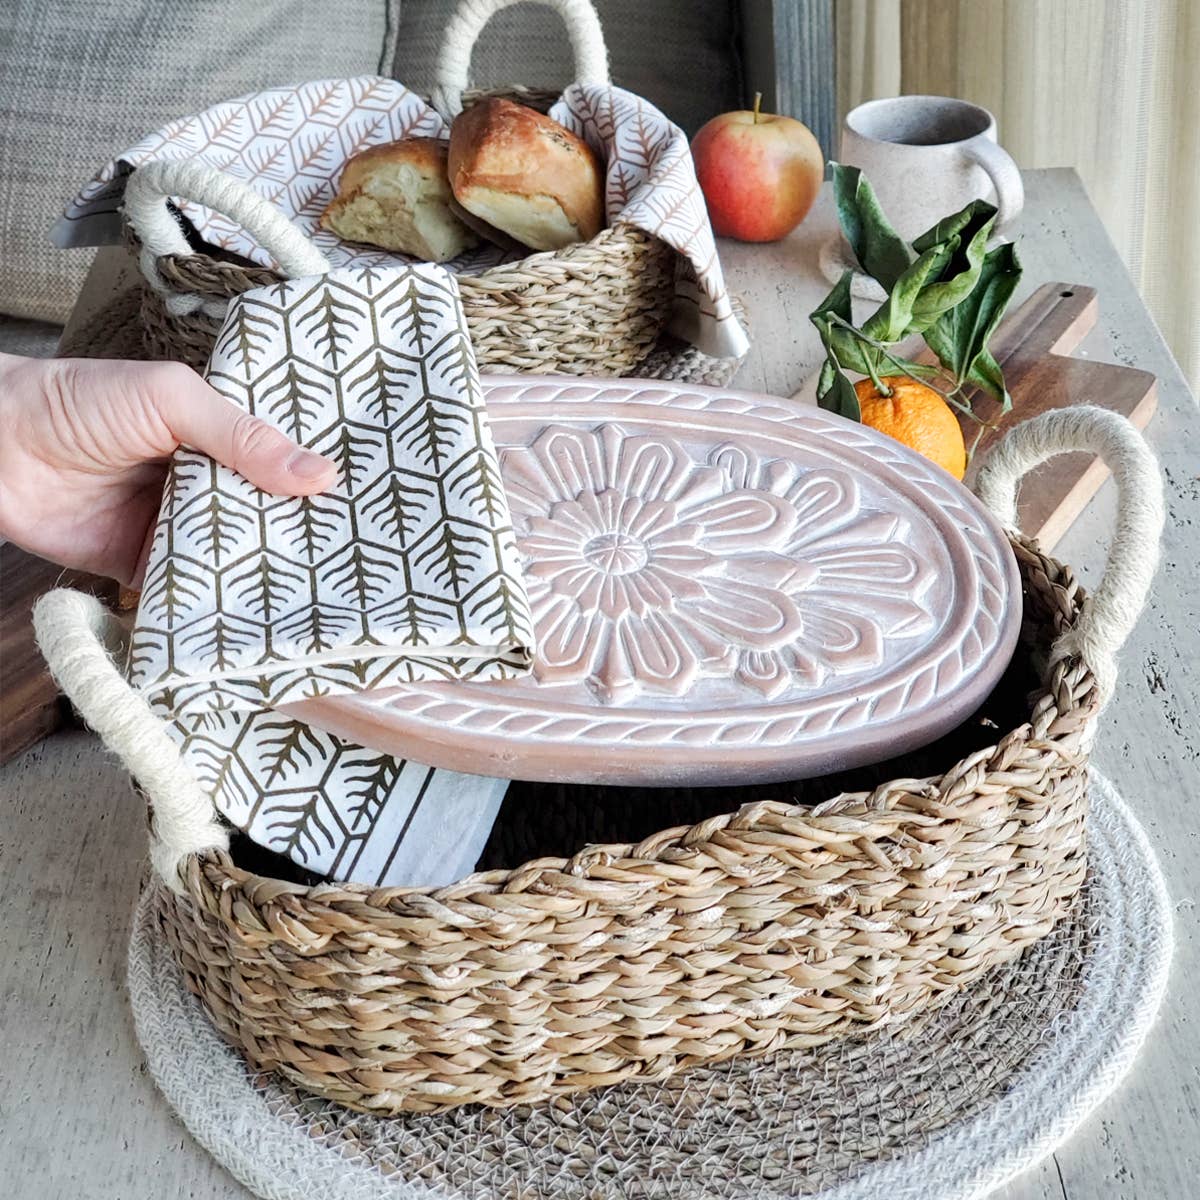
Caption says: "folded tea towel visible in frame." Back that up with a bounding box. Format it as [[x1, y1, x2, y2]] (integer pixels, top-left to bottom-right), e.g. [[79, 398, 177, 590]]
[[57, 76, 749, 359], [170, 707, 510, 888], [128, 262, 535, 717], [126, 261, 531, 887]]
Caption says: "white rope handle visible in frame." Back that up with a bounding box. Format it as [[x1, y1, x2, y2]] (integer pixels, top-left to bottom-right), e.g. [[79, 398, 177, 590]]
[[124, 159, 331, 317], [975, 405, 1163, 705], [431, 0, 610, 119], [32, 590, 228, 893]]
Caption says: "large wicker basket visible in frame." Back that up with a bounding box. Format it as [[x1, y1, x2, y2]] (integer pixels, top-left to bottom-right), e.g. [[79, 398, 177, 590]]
[[34, 408, 1162, 1115], [119, 0, 680, 376]]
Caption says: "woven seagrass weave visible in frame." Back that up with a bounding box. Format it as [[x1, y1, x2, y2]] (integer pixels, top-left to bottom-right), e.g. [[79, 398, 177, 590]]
[[129, 85, 678, 377], [150, 536, 1096, 1114]]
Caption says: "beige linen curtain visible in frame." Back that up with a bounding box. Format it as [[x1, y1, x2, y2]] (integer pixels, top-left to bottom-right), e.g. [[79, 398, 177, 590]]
[[836, 0, 1199, 389]]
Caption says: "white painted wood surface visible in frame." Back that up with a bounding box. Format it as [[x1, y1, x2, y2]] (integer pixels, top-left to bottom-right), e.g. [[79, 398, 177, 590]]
[[1, 169, 1195, 1198]]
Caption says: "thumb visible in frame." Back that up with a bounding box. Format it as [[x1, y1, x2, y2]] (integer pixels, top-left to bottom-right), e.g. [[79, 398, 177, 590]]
[[154, 364, 337, 496]]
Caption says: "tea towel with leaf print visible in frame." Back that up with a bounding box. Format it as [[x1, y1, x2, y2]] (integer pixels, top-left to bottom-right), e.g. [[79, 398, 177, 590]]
[[126, 262, 534, 887]]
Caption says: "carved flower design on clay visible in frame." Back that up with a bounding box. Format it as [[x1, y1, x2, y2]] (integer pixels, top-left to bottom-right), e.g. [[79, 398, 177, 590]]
[[501, 425, 936, 703]]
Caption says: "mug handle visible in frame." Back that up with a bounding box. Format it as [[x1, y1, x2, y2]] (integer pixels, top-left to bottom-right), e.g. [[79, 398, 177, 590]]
[[963, 137, 1024, 231]]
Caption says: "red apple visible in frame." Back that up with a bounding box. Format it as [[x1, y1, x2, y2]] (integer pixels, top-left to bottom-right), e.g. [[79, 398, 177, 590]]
[[692, 94, 824, 242]]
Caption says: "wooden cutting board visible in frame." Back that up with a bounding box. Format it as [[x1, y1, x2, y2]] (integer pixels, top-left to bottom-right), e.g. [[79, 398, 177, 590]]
[[954, 282, 1157, 549], [0, 543, 119, 764]]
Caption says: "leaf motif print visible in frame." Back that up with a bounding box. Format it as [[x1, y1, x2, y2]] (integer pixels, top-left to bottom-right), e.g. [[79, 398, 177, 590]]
[[128, 261, 534, 727], [255, 716, 330, 786], [276, 494, 341, 562], [240, 139, 290, 183], [197, 103, 242, 149], [180, 614, 257, 673], [212, 302, 276, 378], [275, 605, 360, 656], [361, 474, 433, 545], [426, 328, 477, 393], [414, 521, 487, 596], [226, 553, 308, 622], [342, 113, 387, 160], [301, 79, 341, 121], [257, 361, 332, 441], [250, 92, 293, 133], [141, 555, 205, 625], [161, 455, 209, 522], [447, 449, 506, 523], [295, 285, 362, 367], [75, 73, 743, 365], [379, 274, 454, 353], [393, 396, 469, 472], [291, 127, 337, 174], [369, 592, 453, 645], [322, 422, 385, 490], [262, 793, 339, 864], [469, 575, 534, 645], [325, 546, 394, 609], [344, 349, 417, 427], [342, 754, 402, 828], [177, 490, 253, 566]]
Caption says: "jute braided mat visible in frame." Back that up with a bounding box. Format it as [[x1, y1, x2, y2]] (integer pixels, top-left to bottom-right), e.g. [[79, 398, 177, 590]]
[[128, 769, 1170, 1200]]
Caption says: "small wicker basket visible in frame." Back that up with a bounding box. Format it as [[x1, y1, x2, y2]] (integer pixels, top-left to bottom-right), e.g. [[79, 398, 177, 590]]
[[119, 0, 681, 376], [34, 407, 1163, 1115]]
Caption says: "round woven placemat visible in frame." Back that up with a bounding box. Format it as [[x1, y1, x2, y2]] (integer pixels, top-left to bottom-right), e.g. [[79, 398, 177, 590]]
[[57, 285, 750, 387], [127, 769, 1170, 1200]]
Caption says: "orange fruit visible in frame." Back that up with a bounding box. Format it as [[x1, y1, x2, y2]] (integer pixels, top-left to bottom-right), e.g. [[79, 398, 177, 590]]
[[853, 376, 966, 480]]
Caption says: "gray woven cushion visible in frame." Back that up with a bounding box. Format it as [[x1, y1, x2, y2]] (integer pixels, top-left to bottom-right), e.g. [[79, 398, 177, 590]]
[[0, 0, 398, 326], [392, 0, 742, 135]]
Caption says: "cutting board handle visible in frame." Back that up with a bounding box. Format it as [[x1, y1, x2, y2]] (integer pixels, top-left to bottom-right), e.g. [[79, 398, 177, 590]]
[[976, 405, 1163, 705]]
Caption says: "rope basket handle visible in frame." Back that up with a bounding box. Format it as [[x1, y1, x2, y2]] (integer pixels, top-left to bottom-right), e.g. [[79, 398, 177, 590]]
[[32, 590, 228, 892], [124, 158, 331, 313], [431, 0, 611, 120], [975, 405, 1164, 705]]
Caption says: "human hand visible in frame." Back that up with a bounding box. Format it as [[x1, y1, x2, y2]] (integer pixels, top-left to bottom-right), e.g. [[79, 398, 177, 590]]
[[0, 353, 337, 587]]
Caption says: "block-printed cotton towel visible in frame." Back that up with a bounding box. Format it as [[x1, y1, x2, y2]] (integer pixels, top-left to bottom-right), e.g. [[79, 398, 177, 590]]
[[129, 263, 535, 717], [58, 76, 749, 359], [126, 262, 527, 887]]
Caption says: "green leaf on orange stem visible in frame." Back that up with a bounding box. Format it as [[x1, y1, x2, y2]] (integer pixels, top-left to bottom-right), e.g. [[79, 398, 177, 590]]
[[861, 238, 958, 344], [831, 163, 912, 290], [908, 200, 998, 326], [810, 274, 863, 419], [912, 198, 997, 255], [816, 355, 861, 421], [923, 241, 1023, 412], [811, 270, 876, 380]]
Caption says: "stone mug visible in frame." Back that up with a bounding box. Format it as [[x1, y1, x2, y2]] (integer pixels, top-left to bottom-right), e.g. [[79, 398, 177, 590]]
[[839, 95, 1024, 241]]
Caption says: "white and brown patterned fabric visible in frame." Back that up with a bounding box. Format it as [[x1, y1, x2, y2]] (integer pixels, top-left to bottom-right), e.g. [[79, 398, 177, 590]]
[[126, 260, 529, 887], [63, 77, 750, 358], [169, 707, 508, 888], [129, 263, 534, 716]]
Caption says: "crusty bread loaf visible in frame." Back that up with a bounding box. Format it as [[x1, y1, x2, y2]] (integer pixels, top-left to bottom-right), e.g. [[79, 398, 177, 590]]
[[320, 137, 479, 262], [448, 99, 605, 252]]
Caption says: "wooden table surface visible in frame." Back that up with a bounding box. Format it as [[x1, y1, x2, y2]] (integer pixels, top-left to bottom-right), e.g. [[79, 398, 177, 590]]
[[2, 169, 1196, 1198]]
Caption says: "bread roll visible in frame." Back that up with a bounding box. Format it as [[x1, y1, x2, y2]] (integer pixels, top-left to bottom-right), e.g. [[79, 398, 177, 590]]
[[448, 99, 605, 251], [320, 137, 479, 262]]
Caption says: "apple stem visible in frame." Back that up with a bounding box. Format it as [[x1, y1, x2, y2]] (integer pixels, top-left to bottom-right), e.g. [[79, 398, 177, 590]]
[[753, 91, 762, 124]]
